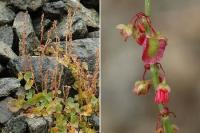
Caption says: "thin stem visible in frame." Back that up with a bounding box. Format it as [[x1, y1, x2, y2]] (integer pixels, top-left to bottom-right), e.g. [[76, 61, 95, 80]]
[[151, 64, 173, 133], [145, 0, 151, 16], [145, 0, 173, 132]]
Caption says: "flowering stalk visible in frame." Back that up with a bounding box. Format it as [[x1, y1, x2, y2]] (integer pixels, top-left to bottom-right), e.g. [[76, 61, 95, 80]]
[[117, 0, 178, 132], [144, 0, 173, 132]]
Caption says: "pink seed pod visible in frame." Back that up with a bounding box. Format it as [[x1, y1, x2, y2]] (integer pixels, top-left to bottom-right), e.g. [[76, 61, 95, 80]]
[[154, 83, 170, 104], [142, 36, 167, 65]]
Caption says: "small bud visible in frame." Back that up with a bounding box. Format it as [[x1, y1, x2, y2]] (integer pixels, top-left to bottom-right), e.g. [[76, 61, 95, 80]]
[[116, 24, 133, 41], [133, 80, 151, 95], [135, 33, 147, 46], [155, 128, 164, 133], [154, 82, 170, 104], [172, 125, 179, 133], [137, 23, 146, 33]]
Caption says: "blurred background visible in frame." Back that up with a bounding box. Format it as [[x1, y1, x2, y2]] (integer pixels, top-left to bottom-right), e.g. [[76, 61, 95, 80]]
[[101, 0, 200, 133]]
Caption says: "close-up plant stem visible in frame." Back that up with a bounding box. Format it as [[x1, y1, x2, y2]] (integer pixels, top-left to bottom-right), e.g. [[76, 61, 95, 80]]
[[145, 0, 173, 132]]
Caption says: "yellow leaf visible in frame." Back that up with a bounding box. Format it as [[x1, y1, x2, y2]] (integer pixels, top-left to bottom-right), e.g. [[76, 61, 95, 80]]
[[68, 126, 76, 133], [18, 72, 24, 80], [81, 104, 93, 116], [25, 79, 34, 90], [51, 127, 59, 133]]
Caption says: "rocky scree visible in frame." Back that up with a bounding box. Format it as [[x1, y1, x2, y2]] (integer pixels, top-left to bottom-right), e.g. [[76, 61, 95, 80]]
[[0, 0, 99, 132]]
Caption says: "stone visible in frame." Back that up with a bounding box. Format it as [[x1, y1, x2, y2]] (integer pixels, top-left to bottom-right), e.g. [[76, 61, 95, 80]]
[[2, 115, 27, 133], [87, 31, 99, 38], [80, 0, 99, 11], [88, 115, 99, 129], [55, 14, 88, 40], [0, 1, 15, 25], [71, 38, 99, 72], [44, 116, 53, 128], [0, 25, 14, 47], [0, 97, 14, 123], [60, 38, 99, 72], [15, 87, 25, 97], [8, 0, 44, 11], [25, 117, 48, 133], [8, 56, 75, 88], [13, 12, 40, 55], [32, 17, 51, 38], [0, 64, 3, 73], [0, 78, 20, 97], [0, 41, 17, 64], [63, 0, 99, 28], [43, 1, 66, 15]]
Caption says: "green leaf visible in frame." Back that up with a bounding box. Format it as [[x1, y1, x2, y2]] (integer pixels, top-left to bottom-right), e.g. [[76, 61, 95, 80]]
[[70, 113, 79, 128], [74, 103, 80, 113], [25, 79, 34, 90], [43, 91, 53, 102], [91, 96, 98, 106], [26, 93, 44, 105], [24, 72, 33, 81], [83, 128, 96, 133], [7, 95, 25, 112], [148, 38, 159, 57], [26, 89, 35, 100], [46, 99, 63, 115], [55, 102, 63, 113]]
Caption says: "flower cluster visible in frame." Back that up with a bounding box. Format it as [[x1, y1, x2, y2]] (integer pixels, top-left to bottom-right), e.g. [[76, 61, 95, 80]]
[[117, 12, 171, 105], [117, 12, 167, 65]]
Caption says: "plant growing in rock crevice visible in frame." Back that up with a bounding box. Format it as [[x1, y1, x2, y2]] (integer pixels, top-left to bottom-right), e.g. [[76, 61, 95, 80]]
[[8, 6, 99, 133], [117, 0, 178, 133]]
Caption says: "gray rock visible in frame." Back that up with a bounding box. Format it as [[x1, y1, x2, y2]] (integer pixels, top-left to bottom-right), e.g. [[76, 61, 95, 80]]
[[80, 0, 99, 11], [44, 116, 53, 128], [43, 1, 66, 15], [15, 87, 25, 97], [87, 31, 99, 38], [8, 0, 44, 11], [64, 0, 99, 28], [25, 117, 48, 133], [0, 64, 3, 73], [55, 15, 88, 40], [0, 1, 15, 25], [8, 56, 75, 88], [0, 97, 14, 123], [2, 115, 27, 133], [63, 38, 99, 72], [32, 17, 51, 38], [88, 114, 99, 129], [0, 41, 17, 63], [0, 25, 14, 47], [13, 12, 40, 54], [0, 78, 20, 97]]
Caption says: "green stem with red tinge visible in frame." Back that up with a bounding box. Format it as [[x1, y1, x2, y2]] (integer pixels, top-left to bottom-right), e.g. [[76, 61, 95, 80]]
[[145, 0, 173, 132]]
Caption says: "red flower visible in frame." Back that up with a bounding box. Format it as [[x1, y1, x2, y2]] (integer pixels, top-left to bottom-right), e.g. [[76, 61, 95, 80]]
[[154, 83, 170, 104], [117, 12, 168, 65], [133, 80, 151, 95], [142, 36, 167, 65], [133, 30, 147, 46]]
